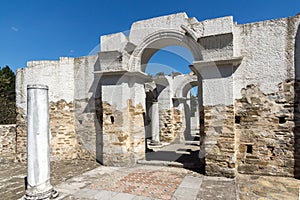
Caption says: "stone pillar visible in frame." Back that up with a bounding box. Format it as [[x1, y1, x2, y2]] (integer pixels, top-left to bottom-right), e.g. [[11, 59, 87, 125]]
[[190, 57, 243, 178], [97, 71, 150, 166], [25, 84, 58, 200], [150, 101, 161, 145], [183, 98, 192, 141]]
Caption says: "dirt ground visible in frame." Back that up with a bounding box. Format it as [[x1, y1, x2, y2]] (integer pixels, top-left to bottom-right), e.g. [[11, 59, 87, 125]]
[[0, 155, 100, 200]]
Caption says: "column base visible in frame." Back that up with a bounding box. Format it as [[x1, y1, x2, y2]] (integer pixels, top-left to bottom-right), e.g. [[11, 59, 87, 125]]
[[24, 188, 58, 200], [149, 141, 162, 146]]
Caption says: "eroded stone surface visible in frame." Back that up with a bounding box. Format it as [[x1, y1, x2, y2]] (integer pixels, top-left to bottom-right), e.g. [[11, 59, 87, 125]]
[[102, 100, 145, 166], [50, 99, 91, 160], [204, 105, 236, 178], [47, 165, 300, 200], [235, 81, 295, 177], [237, 174, 300, 200]]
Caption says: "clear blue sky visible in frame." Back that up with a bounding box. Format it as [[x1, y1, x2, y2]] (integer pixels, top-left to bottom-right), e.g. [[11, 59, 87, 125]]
[[0, 0, 299, 73]]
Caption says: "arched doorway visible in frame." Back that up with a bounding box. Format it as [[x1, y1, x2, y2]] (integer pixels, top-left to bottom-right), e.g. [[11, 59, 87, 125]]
[[184, 85, 199, 142], [131, 31, 203, 172]]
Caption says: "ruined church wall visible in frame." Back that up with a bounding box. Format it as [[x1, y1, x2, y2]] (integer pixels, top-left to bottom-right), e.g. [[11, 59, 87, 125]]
[[198, 15, 300, 177], [234, 17, 298, 99], [231, 16, 300, 176], [15, 57, 91, 160]]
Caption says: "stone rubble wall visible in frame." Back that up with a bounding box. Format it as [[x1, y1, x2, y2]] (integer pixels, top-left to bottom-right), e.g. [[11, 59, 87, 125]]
[[16, 100, 92, 161], [0, 124, 16, 154], [204, 105, 236, 178], [235, 81, 295, 177], [159, 108, 183, 143], [49, 100, 91, 160], [204, 80, 296, 178]]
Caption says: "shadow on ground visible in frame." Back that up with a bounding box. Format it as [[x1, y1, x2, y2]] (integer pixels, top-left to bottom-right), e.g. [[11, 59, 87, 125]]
[[146, 142, 205, 174]]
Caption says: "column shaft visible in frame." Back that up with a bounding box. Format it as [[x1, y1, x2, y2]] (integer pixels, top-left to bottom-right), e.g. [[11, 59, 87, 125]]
[[25, 84, 57, 199], [150, 101, 160, 145]]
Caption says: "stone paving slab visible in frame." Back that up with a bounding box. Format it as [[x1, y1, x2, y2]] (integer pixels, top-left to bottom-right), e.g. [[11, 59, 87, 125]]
[[54, 164, 300, 200], [197, 176, 237, 200], [237, 174, 300, 200], [56, 165, 198, 200], [172, 176, 202, 200]]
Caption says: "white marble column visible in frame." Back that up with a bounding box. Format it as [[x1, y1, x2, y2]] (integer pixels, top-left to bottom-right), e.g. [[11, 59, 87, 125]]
[[25, 84, 58, 200], [150, 101, 161, 145]]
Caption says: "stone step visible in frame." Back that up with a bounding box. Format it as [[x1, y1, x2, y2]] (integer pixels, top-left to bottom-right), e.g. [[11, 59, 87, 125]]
[[137, 160, 184, 168], [175, 150, 191, 155], [137, 159, 201, 169], [182, 141, 200, 145]]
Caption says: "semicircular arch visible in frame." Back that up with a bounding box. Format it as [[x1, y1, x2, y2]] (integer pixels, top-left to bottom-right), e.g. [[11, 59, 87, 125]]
[[174, 75, 198, 98], [128, 29, 202, 72]]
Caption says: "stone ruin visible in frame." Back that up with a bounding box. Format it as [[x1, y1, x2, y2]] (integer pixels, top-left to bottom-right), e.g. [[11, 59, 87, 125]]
[[14, 12, 300, 178]]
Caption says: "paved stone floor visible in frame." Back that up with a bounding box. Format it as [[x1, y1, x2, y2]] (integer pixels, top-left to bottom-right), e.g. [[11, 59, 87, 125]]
[[55, 165, 300, 200], [1, 154, 300, 200]]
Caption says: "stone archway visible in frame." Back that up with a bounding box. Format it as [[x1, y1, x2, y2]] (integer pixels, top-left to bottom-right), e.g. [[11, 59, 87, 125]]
[[97, 13, 205, 169], [173, 75, 199, 141], [127, 27, 204, 171], [127, 29, 203, 144], [128, 29, 202, 72]]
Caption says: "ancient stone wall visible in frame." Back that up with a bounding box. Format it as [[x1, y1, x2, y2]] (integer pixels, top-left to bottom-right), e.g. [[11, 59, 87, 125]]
[[73, 56, 100, 159], [204, 105, 236, 178], [74, 98, 100, 159], [16, 100, 92, 161], [50, 100, 91, 160], [0, 124, 16, 154], [235, 81, 294, 177], [159, 108, 183, 143], [102, 100, 145, 166], [15, 57, 94, 161]]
